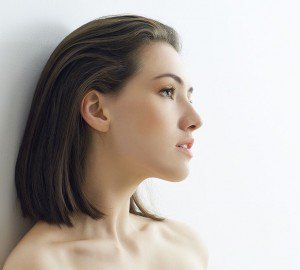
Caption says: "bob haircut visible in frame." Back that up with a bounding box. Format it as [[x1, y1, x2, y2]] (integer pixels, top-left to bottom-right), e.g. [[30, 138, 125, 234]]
[[15, 14, 182, 228]]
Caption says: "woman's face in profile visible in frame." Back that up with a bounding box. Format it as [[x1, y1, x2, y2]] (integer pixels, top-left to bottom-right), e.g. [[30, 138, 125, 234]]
[[99, 42, 203, 182]]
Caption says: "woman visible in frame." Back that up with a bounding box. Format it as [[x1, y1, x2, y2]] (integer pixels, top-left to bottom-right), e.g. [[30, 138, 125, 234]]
[[3, 14, 208, 270]]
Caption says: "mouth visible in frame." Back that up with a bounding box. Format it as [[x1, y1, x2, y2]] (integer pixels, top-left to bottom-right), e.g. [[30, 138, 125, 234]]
[[176, 145, 193, 158], [175, 138, 194, 149]]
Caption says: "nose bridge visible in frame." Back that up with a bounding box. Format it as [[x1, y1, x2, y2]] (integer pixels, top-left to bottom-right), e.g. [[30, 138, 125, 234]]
[[177, 75, 203, 131]]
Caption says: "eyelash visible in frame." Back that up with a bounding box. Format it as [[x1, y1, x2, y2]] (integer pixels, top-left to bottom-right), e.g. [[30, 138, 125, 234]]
[[159, 87, 193, 104]]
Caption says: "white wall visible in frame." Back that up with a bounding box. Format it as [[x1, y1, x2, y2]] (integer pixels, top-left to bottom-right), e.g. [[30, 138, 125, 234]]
[[1, 0, 299, 269]]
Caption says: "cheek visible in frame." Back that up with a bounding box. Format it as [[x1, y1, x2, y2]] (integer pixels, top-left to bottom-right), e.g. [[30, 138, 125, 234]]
[[137, 104, 167, 134], [112, 97, 171, 152], [110, 96, 188, 181], [133, 102, 190, 180]]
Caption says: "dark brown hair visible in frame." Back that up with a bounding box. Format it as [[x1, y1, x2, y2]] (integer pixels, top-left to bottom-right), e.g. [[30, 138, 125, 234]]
[[15, 13, 182, 227]]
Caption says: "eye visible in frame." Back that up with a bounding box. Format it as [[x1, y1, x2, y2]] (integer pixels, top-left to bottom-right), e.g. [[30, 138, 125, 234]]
[[159, 86, 175, 99], [159, 86, 193, 104]]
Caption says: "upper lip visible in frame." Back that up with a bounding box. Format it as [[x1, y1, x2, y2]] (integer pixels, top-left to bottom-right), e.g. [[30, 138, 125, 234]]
[[176, 138, 194, 149]]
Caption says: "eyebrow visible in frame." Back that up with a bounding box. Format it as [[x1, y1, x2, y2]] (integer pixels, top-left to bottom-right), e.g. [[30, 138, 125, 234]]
[[152, 73, 193, 94]]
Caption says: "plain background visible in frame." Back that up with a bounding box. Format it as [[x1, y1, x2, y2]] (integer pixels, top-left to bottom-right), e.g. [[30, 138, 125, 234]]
[[1, 0, 299, 269]]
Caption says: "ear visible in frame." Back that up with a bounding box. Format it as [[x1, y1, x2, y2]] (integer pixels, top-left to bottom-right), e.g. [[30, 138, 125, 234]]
[[80, 89, 110, 132]]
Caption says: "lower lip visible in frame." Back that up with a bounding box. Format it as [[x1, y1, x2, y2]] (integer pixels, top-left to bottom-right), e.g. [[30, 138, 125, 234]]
[[176, 146, 193, 158]]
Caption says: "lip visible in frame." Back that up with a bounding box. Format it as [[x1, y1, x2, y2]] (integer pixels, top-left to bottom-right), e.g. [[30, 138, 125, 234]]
[[176, 138, 194, 149], [176, 145, 193, 158]]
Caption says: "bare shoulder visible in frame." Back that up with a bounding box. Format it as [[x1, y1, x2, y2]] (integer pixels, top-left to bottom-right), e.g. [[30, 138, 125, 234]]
[[162, 218, 209, 269], [2, 238, 59, 270], [3, 244, 51, 270]]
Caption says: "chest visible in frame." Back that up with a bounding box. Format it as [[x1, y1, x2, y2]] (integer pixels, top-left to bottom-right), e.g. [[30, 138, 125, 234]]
[[55, 239, 202, 270]]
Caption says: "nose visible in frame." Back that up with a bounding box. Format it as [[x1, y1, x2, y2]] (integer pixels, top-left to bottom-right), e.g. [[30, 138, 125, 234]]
[[189, 112, 203, 131]]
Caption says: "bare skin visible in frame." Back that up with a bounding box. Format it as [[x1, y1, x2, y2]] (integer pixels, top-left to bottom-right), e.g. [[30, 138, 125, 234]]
[[3, 42, 206, 269], [4, 216, 207, 269]]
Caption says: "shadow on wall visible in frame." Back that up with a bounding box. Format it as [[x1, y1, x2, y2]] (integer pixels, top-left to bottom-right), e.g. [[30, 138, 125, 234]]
[[0, 21, 70, 267]]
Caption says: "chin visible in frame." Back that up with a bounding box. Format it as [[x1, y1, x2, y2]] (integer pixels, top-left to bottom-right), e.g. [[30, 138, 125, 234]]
[[162, 177, 187, 183], [155, 168, 190, 182], [139, 157, 190, 182]]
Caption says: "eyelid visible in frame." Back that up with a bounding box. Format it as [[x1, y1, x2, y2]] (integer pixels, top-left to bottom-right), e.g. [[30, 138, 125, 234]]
[[159, 86, 175, 98], [159, 86, 193, 103], [164, 84, 193, 98]]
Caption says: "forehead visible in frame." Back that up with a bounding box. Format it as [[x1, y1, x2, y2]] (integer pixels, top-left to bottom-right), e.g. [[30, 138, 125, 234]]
[[137, 42, 193, 87]]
